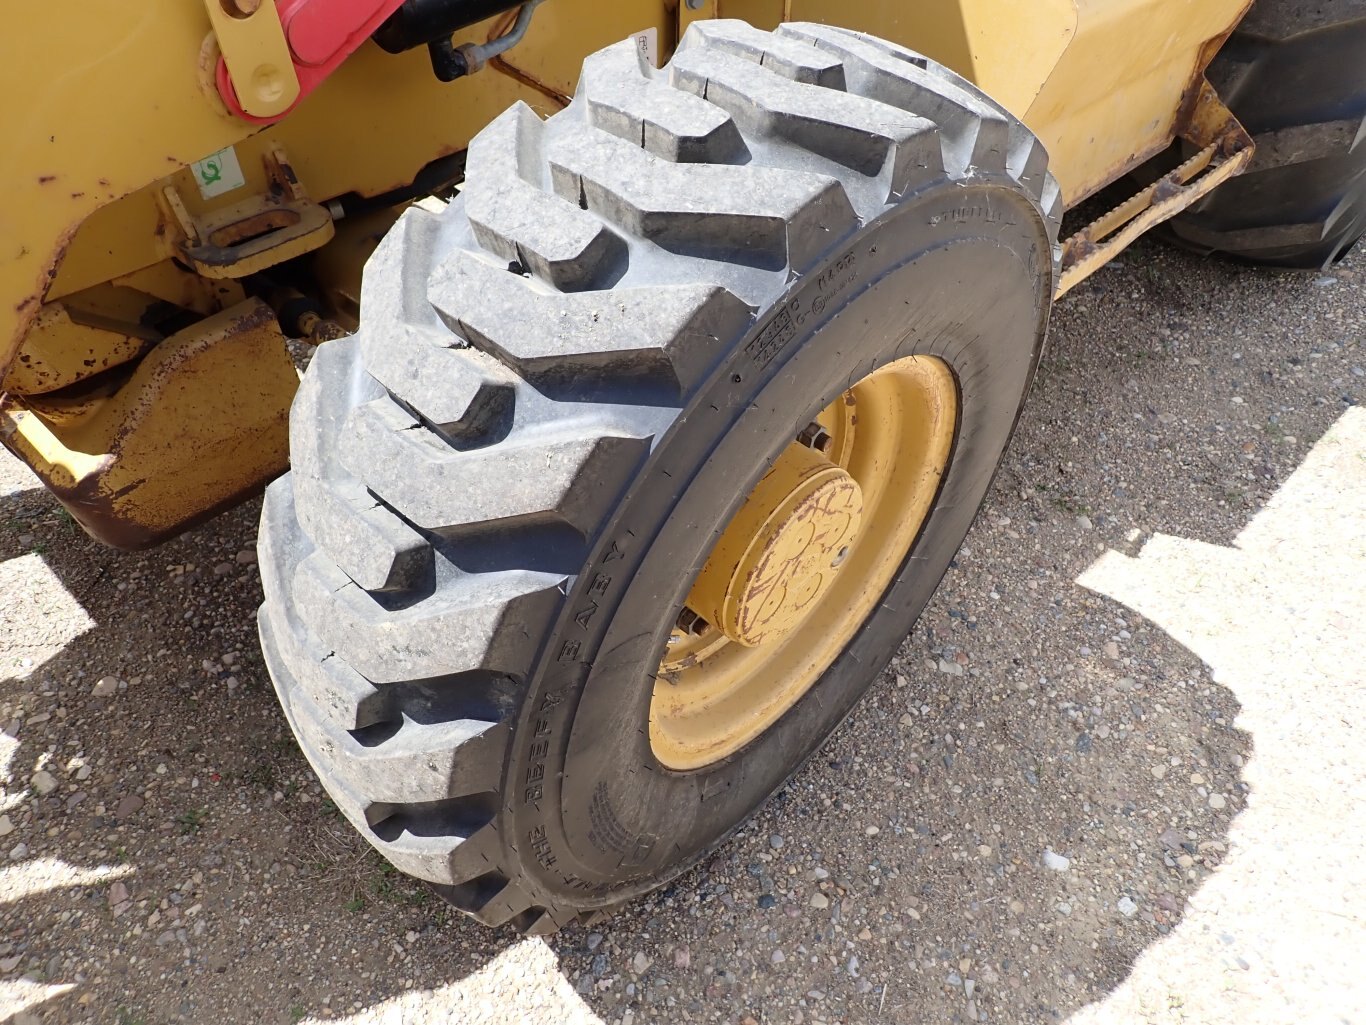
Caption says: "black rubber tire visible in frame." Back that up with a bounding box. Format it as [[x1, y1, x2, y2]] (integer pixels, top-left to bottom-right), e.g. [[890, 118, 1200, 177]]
[[257, 21, 1060, 934], [1167, 0, 1366, 267]]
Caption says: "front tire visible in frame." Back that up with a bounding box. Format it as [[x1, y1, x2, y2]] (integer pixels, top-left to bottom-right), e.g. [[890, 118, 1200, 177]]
[[258, 21, 1059, 933]]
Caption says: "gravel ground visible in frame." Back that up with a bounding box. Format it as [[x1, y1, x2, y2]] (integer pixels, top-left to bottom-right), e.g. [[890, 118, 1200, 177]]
[[1, 238, 1363, 1025]]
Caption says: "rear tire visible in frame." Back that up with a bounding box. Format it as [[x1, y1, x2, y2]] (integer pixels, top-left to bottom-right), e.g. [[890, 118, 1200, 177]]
[[257, 21, 1059, 933], [1167, 0, 1366, 267]]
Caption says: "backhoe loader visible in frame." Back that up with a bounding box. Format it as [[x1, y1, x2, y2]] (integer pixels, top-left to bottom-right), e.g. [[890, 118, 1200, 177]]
[[3, 0, 1363, 931]]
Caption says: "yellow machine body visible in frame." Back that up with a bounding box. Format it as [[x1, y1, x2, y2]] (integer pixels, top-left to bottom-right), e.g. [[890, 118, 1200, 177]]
[[0, 0, 1250, 546]]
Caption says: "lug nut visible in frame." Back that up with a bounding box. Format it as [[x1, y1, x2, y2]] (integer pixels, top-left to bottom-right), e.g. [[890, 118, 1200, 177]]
[[797, 422, 833, 454], [676, 607, 711, 636]]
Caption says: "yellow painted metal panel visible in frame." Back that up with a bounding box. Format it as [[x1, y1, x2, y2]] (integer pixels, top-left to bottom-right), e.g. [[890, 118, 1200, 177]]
[[959, 0, 1077, 117], [783, 0, 1247, 204], [0, 2, 253, 367], [1019, 0, 1251, 203], [786, 0, 976, 80], [717, 0, 786, 32], [1, 0, 669, 365]]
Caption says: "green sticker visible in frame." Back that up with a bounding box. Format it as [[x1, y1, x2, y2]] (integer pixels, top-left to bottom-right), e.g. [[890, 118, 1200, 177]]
[[191, 146, 246, 199]]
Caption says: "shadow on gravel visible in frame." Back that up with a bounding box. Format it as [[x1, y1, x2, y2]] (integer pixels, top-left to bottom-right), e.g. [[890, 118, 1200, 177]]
[[0, 240, 1358, 1025]]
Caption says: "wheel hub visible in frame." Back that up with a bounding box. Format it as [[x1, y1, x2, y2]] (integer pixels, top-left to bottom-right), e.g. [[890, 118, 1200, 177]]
[[687, 443, 863, 648], [651, 355, 959, 771]]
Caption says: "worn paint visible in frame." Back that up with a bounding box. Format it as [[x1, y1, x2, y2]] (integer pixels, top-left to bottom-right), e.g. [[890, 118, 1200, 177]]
[[0, 300, 297, 548], [1, 0, 1255, 548], [1057, 79, 1255, 296]]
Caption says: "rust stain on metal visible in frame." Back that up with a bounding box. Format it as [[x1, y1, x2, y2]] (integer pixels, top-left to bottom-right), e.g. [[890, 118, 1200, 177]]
[[1057, 78, 1255, 297], [0, 298, 296, 549], [491, 57, 571, 109], [6, 225, 77, 368]]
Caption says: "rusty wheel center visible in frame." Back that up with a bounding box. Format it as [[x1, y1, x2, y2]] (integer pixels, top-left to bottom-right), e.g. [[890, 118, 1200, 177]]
[[651, 354, 959, 772], [687, 444, 863, 648]]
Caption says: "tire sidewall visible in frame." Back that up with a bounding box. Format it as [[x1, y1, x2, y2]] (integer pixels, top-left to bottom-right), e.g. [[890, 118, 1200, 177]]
[[506, 179, 1052, 908]]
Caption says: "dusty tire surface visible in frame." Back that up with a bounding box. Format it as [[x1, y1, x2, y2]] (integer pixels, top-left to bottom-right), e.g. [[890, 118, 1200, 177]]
[[1168, 0, 1366, 267], [257, 20, 1060, 933]]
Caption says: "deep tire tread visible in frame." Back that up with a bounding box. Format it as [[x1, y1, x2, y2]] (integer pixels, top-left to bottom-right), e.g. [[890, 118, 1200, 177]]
[[259, 19, 1061, 933]]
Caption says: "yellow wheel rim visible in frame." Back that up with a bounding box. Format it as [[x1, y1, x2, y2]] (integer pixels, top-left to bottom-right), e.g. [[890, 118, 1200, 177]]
[[649, 355, 959, 771]]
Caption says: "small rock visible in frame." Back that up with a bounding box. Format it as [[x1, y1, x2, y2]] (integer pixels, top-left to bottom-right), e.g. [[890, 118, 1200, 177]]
[[757, 894, 776, 909], [586, 933, 603, 952], [1157, 829, 1184, 851], [1209, 793, 1227, 811], [937, 659, 964, 677], [0, 955, 21, 973], [673, 947, 690, 969], [91, 676, 121, 698], [1057, 902, 1072, 916], [1103, 641, 1120, 660], [1151, 764, 1169, 780], [235, 549, 257, 565], [115, 795, 144, 818], [30, 770, 58, 796], [1042, 849, 1070, 872], [1117, 896, 1138, 918], [810, 893, 829, 910], [1176, 854, 1195, 870], [812, 867, 829, 881], [771, 949, 785, 964], [1076, 515, 1093, 531], [1075, 733, 1093, 754], [0, 816, 11, 837], [965, 979, 976, 998], [769, 835, 785, 850], [212, 562, 233, 576], [865, 825, 880, 837], [108, 881, 129, 907], [946, 972, 963, 987], [631, 952, 650, 974], [9, 843, 28, 860], [75, 765, 91, 781]]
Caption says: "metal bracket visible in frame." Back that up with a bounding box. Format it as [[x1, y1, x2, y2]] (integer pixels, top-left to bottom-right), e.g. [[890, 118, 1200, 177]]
[[1056, 79, 1256, 297], [160, 147, 335, 279], [203, 0, 301, 119], [209, 0, 407, 123]]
